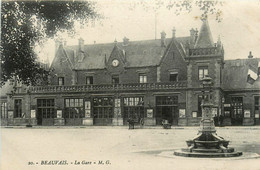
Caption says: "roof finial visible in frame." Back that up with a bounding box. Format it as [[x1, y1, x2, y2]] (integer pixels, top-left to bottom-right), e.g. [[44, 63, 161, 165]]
[[248, 51, 253, 59], [172, 27, 176, 38], [194, 19, 214, 48]]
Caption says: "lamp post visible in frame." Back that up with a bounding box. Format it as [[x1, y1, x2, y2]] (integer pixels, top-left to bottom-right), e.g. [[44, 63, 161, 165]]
[[174, 75, 242, 157]]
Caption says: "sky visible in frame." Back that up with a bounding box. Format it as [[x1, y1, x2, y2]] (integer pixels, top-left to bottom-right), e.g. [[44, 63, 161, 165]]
[[37, 0, 260, 64]]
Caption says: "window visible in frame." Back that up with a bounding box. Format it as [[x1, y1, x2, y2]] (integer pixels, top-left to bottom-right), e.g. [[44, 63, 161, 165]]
[[170, 72, 178, 82], [1, 102, 7, 118], [37, 99, 55, 119], [14, 99, 22, 118], [65, 98, 84, 118], [139, 74, 147, 83], [198, 67, 208, 80], [93, 97, 113, 121], [255, 96, 260, 119], [58, 77, 64, 85], [231, 97, 243, 118], [112, 75, 119, 84], [86, 76, 93, 85], [123, 97, 144, 124]]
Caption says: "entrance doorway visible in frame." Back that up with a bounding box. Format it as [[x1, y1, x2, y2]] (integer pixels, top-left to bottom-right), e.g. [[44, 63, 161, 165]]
[[93, 97, 113, 125], [64, 98, 84, 126], [37, 99, 55, 125], [122, 97, 144, 125], [231, 97, 243, 125], [156, 96, 178, 125]]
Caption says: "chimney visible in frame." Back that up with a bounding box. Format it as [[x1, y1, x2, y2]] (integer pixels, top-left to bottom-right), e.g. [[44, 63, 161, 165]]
[[190, 28, 195, 38], [248, 51, 253, 58], [172, 27, 176, 38], [123, 37, 129, 46], [161, 31, 166, 47], [114, 39, 117, 46], [78, 38, 84, 52], [190, 28, 196, 45]]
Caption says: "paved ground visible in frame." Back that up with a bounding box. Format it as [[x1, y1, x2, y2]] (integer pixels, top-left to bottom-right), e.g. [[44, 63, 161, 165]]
[[1, 126, 260, 170]]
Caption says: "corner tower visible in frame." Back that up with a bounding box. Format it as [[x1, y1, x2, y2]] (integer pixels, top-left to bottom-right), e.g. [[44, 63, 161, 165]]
[[185, 19, 224, 125]]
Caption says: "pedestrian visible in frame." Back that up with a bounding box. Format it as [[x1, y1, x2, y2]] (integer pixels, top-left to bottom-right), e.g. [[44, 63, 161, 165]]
[[213, 114, 218, 126], [219, 114, 224, 126]]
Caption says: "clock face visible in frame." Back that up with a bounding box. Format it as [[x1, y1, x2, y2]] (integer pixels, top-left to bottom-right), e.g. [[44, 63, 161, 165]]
[[112, 59, 119, 67]]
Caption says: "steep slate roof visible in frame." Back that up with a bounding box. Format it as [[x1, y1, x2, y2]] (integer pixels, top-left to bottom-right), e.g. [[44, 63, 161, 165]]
[[61, 37, 190, 70], [194, 19, 214, 48], [69, 43, 113, 70], [222, 58, 260, 90]]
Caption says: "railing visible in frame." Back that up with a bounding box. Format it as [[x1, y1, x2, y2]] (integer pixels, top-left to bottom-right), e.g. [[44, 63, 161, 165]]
[[29, 81, 187, 93], [189, 47, 220, 56]]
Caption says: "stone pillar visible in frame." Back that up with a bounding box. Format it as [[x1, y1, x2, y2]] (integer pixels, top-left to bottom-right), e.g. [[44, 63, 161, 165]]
[[82, 100, 93, 126], [54, 110, 65, 126], [112, 98, 123, 126], [144, 108, 156, 126]]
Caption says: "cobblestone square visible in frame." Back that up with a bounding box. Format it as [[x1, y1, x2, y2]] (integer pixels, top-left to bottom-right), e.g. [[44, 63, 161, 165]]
[[1, 126, 260, 170]]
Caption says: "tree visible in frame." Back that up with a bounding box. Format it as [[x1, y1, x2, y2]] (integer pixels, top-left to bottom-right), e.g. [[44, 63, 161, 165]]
[[1, 1, 99, 87], [130, 0, 223, 22]]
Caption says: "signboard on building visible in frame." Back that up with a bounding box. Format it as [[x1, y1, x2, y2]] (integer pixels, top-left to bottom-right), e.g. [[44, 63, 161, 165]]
[[147, 109, 153, 118], [30, 110, 36, 118], [179, 109, 185, 118], [8, 111, 13, 118], [244, 110, 251, 118], [192, 111, 197, 118], [57, 110, 62, 118]]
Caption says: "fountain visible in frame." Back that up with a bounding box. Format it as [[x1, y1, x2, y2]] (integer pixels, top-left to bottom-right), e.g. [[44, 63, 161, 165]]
[[174, 76, 242, 157]]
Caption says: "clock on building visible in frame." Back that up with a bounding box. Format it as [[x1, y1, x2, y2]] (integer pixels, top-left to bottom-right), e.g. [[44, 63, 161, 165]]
[[112, 59, 119, 67]]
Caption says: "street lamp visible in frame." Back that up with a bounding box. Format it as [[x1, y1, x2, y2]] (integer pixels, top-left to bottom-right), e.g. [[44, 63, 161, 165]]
[[174, 75, 242, 157]]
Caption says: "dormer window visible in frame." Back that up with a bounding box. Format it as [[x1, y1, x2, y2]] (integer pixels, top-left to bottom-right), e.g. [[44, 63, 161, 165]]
[[170, 72, 178, 82], [86, 76, 93, 85], [112, 75, 119, 84], [58, 77, 64, 85], [139, 74, 147, 83], [198, 66, 208, 80]]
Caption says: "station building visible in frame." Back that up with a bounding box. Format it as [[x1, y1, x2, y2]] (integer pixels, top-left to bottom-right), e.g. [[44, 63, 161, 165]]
[[1, 20, 260, 126]]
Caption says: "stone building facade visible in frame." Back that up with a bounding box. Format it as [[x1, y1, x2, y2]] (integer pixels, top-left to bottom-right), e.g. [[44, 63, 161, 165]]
[[1, 20, 260, 126]]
